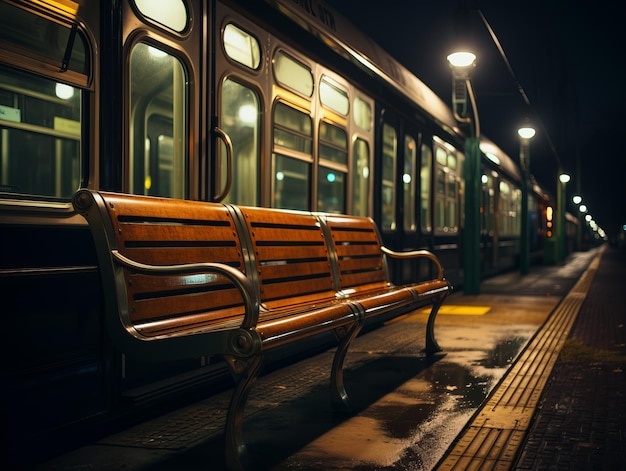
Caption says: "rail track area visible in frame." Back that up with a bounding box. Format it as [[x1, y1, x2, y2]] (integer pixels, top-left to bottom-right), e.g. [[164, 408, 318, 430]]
[[31, 246, 624, 471]]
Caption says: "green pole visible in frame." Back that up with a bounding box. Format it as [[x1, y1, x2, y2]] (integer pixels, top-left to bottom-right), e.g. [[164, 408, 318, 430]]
[[519, 138, 530, 275], [556, 172, 570, 264], [463, 136, 481, 294], [557, 179, 565, 263], [520, 172, 529, 274]]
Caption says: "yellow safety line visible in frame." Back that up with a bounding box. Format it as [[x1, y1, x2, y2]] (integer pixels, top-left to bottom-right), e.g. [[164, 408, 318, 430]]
[[417, 305, 491, 316]]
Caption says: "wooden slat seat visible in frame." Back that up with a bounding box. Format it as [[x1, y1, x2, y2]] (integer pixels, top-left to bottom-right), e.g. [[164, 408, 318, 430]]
[[322, 213, 451, 352], [73, 190, 451, 471]]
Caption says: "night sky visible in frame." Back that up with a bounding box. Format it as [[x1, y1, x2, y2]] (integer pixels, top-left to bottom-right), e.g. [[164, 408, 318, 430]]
[[324, 0, 625, 240]]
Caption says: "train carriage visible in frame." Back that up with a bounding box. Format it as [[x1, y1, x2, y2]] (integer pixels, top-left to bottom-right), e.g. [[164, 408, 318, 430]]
[[0, 0, 563, 465]]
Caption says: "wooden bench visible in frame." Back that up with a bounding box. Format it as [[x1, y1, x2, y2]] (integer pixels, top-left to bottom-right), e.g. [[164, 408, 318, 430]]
[[72, 189, 451, 470]]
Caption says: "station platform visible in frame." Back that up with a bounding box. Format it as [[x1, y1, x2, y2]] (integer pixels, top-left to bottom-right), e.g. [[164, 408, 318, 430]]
[[29, 245, 625, 470]]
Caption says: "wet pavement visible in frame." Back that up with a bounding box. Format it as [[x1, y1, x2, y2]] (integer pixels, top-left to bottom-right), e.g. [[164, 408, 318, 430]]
[[29, 246, 620, 471]]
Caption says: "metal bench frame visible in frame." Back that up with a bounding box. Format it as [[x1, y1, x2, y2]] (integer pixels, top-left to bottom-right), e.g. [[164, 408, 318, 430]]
[[73, 189, 451, 470]]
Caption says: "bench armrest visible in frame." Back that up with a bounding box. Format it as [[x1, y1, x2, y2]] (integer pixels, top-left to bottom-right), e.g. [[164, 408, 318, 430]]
[[380, 246, 445, 281], [111, 250, 260, 330]]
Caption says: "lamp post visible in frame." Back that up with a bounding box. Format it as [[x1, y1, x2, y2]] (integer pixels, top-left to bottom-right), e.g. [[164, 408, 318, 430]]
[[447, 51, 481, 294], [557, 171, 570, 263], [517, 125, 535, 275]]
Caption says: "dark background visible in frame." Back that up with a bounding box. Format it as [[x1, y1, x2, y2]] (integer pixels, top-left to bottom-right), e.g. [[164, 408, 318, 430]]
[[324, 0, 625, 241]]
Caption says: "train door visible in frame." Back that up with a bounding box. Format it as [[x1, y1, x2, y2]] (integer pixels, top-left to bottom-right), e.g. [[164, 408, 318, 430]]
[[375, 108, 432, 284], [122, 0, 203, 199], [213, 3, 267, 206], [431, 137, 464, 286]]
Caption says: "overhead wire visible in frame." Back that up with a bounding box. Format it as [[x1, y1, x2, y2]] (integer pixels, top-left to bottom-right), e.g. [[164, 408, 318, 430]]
[[476, 8, 562, 168]]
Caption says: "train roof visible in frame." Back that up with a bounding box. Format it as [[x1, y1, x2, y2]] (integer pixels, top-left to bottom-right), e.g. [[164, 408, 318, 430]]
[[479, 136, 522, 182], [267, 0, 459, 136]]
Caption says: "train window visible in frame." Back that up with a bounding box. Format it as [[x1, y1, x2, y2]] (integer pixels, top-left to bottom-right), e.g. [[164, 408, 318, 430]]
[[318, 168, 345, 213], [129, 42, 187, 198], [435, 168, 446, 231], [447, 153, 457, 170], [499, 181, 511, 235], [434, 144, 459, 233], [436, 147, 447, 166], [420, 143, 432, 232], [482, 174, 495, 235], [272, 102, 312, 210], [273, 50, 313, 97], [447, 174, 458, 230], [273, 102, 312, 153], [351, 138, 370, 216], [0, 65, 81, 198], [318, 121, 347, 213], [272, 154, 309, 210], [220, 78, 261, 205], [353, 97, 371, 131], [319, 76, 348, 115], [133, 0, 188, 33], [0, 2, 88, 78], [498, 181, 521, 236], [380, 123, 397, 231], [319, 122, 347, 165], [223, 23, 261, 70], [403, 135, 417, 232]]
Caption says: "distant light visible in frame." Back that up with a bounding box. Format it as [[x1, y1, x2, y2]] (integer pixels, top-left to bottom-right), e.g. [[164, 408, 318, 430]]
[[447, 51, 476, 68], [585, 214, 592, 222], [572, 195, 582, 205], [559, 173, 571, 183], [579, 204, 587, 213], [517, 127, 536, 139], [326, 172, 336, 183], [276, 171, 284, 181], [55, 83, 74, 100], [403, 173, 412, 184], [481, 174, 488, 184]]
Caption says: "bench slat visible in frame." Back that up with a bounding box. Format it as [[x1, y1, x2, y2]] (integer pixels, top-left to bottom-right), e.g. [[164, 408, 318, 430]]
[[259, 277, 335, 302], [127, 275, 247, 324]]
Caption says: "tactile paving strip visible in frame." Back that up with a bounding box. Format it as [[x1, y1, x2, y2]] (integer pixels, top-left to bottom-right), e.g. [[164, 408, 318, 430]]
[[435, 254, 601, 471]]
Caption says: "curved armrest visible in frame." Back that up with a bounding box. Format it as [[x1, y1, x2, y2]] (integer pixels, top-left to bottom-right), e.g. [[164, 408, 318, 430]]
[[112, 250, 260, 329], [380, 246, 444, 280]]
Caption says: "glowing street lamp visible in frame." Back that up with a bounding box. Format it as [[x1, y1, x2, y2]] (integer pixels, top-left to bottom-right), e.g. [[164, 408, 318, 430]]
[[448, 49, 480, 294]]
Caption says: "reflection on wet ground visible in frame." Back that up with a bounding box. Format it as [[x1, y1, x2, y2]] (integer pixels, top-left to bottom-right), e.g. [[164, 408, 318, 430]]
[[272, 311, 547, 470]]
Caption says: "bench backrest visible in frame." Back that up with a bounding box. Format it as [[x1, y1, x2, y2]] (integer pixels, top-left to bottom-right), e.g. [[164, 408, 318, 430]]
[[322, 214, 388, 290], [234, 206, 336, 310], [80, 191, 248, 337]]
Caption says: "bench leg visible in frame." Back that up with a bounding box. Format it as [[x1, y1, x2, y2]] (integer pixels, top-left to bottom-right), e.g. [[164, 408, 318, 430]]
[[424, 295, 446, 354], [223, 354, 263, 471], [330, 321, 363, 410]]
